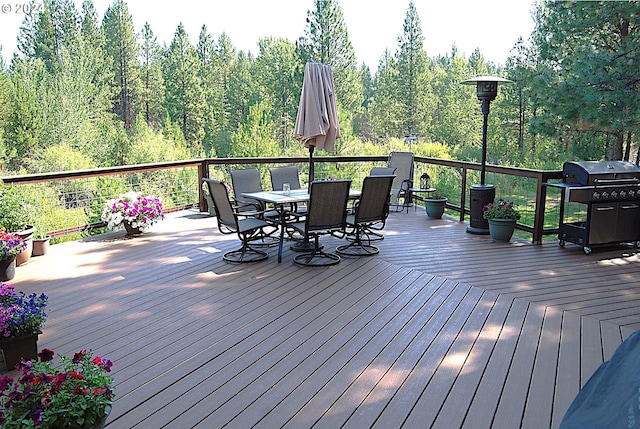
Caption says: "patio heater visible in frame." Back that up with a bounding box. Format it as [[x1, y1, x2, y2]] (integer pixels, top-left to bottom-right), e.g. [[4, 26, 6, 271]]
[[461, 76, 513, 234], [404, 135, 417, 152]]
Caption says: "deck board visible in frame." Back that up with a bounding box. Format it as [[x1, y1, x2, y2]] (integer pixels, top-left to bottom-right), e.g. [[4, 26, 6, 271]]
[[5, 208, 640, 428]]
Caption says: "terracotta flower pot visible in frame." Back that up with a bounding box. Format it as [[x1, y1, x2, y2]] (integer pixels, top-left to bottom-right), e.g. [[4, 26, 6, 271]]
[[32, 237, 51, 256], [15, 224, 35, 266]]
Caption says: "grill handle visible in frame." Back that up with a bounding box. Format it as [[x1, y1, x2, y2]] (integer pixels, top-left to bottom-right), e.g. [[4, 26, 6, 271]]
[[593, 177, 640, 184]]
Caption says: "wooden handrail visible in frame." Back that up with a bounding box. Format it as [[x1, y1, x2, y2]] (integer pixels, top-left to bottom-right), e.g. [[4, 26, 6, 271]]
[[1, 156, 563, 244]]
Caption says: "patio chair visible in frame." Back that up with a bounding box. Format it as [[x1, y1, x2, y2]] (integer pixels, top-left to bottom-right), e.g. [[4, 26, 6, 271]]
[[229, 168, 279, 245], [366, 166, 398, 241], [288, 180, 352, 266], [370, 167, 397, 176], [230, 168, 274, 215], [388, 151, 414, 212], [269, 165, 307, 217], [337, 175, 395, 257], [202, 178, 270, 263], [269, 165, 303, 191]]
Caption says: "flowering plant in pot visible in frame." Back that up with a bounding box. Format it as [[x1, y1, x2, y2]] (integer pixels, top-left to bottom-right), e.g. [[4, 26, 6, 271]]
[[0, 348, 114, 428], [483, 199, 521, 242], [101, 190, 164, 234], [482, 199, 521, 221], [0, 283, 48, 367], [0, 283, 48, 338], [0, 233, 26, 261]]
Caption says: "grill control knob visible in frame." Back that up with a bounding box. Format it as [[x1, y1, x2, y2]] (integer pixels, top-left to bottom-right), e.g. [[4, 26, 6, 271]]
[[630, 190, 636, 197], [602, 191, 609, 198], [620, 190, 627, 198], [593, 192, 600, 199], [611, 191, 618, 198]]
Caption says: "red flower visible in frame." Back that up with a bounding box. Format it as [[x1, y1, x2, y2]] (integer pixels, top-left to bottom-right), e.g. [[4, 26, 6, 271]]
[[73, 386, 89, 395], [69, 371, 84, 380], [38, 349, 54, 362], [72, 350, 86, 363]]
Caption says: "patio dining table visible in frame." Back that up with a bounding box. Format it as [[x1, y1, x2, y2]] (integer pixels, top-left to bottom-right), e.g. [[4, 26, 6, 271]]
[[242, 188, 361, 262]]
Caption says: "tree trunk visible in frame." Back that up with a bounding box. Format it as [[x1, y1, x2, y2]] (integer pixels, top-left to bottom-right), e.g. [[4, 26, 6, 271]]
[[624, 130, 632, 162], [609, 131, 623, 161]]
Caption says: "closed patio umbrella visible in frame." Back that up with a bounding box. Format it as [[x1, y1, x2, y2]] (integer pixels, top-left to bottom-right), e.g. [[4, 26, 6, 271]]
[[294, 62, 340, 183]]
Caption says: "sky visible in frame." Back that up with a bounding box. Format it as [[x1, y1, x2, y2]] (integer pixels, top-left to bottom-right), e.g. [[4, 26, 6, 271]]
[[0, 0, 537, 70]]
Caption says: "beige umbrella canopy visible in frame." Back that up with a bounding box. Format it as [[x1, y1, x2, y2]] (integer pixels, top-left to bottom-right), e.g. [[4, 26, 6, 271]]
[[294, 62, 340, 183]]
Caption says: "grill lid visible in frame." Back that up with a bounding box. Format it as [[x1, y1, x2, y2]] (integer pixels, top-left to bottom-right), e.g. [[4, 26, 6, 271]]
[[562, 161, 640, 185]]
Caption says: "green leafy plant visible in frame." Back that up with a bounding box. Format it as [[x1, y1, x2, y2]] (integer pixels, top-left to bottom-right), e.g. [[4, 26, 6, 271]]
[[0, 349, 114, 428], [0, 283, 47, 338], [483, 199, 521, 221], [0, 233, 26, 261], [426, 190, 447, 200], [0, 186, 34, 233]]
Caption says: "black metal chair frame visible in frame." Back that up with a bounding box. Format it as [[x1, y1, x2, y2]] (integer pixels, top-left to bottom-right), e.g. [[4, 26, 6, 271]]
[[229, 168, 279, 246], [366, 166, 398, 241], [337, 175, 395, 257], [203, 178, 271, 263], [288, 180, 352, 267]]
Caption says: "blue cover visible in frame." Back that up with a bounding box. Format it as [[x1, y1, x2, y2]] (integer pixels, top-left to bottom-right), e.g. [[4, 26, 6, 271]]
[[560, 329, 640, 429]]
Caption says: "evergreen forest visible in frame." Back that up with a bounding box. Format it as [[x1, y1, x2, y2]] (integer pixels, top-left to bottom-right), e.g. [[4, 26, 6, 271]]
[[0, 0, 638, 176]]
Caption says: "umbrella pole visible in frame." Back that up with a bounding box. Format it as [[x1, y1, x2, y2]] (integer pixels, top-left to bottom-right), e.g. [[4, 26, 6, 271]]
[[309, 145, 315, 183], [291, 144, 319, 253]]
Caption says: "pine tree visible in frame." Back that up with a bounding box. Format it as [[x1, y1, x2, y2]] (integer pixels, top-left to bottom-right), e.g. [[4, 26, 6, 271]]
[[302, 0, 363, 115], [395, 1, 434, 139], [140, 22, 166, 129], [533, 0, 640, 160], [102, 0, 140, 132], [163, 23, 205, 150]]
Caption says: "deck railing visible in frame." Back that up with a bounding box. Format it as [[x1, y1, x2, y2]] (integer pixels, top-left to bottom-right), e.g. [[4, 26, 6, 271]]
[[0, 156, 563, 243]]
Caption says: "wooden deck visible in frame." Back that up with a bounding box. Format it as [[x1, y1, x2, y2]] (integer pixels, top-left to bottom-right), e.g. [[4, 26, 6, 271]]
[[6, 207, 640, 428]]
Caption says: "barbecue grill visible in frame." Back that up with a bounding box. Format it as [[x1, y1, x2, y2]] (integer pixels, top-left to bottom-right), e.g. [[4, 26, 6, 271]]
[[551, 161, 640, 254]]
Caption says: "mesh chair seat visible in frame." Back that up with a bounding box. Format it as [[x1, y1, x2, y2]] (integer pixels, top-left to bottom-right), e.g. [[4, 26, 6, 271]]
[[289, 180, 351, 266], [337, 175, 395, 257], [388, 151, 414, 212], [203, 178, 270, 263]]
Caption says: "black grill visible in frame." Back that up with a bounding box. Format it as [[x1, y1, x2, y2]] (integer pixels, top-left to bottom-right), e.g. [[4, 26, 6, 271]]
[[555, 161, 640, 254]]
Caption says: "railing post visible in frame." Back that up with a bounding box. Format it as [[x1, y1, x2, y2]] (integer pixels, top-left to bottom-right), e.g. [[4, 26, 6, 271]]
[[532, 172, 546, 244], [198, 160, 208, 213], [460, 166, 467, 222]]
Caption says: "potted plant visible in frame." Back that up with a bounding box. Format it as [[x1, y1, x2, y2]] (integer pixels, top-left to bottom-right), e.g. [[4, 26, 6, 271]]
[[0, 348, 114, 428], [101, 190, 164, 235], [482, 198, 522, 242], [31, 232, 51, 257], [0, 233, 27, 281], [0, 282, 48, 368], [30, 216, 53, 257], [424, 191, 448, 219], [0, 186, 35, 266]]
